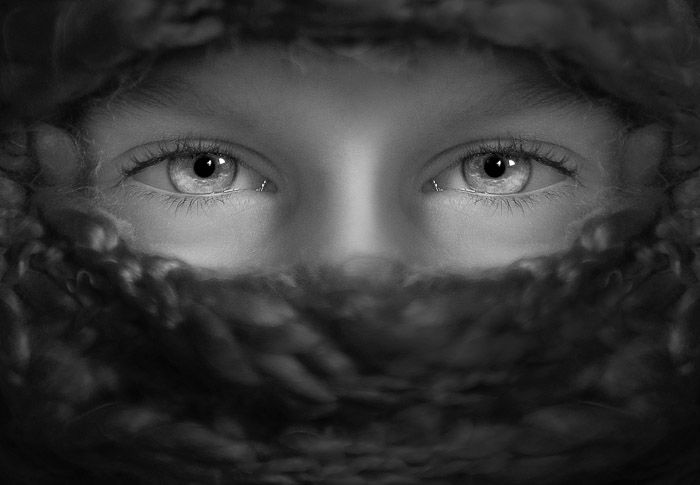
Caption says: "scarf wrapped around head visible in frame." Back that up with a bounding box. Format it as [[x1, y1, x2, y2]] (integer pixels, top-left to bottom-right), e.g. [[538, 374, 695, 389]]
[[2, 1, 700, 484]]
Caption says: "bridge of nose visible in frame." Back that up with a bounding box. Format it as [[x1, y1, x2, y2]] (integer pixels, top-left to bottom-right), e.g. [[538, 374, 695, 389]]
[[283, 126, 417, 265], [264, 72, 431, 267]]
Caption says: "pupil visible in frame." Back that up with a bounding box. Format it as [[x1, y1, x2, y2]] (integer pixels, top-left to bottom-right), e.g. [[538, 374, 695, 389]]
[[193, 155, 217, 178], [483, 155, 507, 178]]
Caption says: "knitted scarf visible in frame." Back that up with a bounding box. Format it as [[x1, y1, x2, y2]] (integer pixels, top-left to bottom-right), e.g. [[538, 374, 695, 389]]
[[1, 1, 700, 484]]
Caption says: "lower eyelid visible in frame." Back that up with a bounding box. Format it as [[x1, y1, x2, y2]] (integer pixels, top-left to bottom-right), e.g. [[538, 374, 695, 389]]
[[110, 183, 269, 216], [434, 184, 576, 215]]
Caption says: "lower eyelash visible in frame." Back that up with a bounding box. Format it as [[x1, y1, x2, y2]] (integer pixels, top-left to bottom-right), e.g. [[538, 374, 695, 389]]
[[452, 186, 574, 216], [120, 185, 234, 215]]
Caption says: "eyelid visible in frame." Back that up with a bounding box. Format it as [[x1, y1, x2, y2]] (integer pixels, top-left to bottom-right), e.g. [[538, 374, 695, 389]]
[[419, 137, 581, 190], [116, 136, 282, 187]]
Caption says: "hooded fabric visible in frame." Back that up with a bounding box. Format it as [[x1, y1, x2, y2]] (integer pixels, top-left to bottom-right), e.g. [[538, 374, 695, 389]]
[[1, 1, 700, 484]]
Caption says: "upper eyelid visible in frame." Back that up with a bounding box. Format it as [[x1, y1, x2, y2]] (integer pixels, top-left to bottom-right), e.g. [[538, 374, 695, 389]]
[[118, 136, 283, 183], [420, 137, 581, 183], [122, 139, 227, 178], [482, 139, 578, 177]]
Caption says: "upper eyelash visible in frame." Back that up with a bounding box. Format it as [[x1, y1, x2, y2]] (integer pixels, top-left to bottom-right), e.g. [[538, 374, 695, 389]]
[[116, 138, 271, 215], [121, 138, 235, 180], [426, 138, 580, 215], [454, 137, 579, 179]]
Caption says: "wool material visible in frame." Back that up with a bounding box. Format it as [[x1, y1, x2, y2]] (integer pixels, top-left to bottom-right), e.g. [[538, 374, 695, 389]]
[[0, 184, 699, 484], [1, 1, 700, 484], [1, 0, 700, 130]]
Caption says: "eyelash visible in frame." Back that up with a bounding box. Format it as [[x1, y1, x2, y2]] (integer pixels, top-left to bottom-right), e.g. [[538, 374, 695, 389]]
[[118, 138, 253, 215], [117, 137, 579, 216], [457, 186, 576, 215], [119, 184, 233, 215], [121, 138, 236, 178], [431, 138, 579, 215]]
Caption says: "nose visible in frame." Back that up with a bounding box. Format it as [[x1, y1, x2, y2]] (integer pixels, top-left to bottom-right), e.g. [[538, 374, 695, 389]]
[[285, 135, 413, 266]]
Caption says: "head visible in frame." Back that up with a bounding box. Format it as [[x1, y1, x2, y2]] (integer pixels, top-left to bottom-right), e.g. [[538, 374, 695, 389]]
[[2, 1, 700, 484]]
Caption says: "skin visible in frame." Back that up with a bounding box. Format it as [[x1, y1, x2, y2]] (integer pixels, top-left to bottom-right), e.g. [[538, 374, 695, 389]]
[[34, 42, 666, 273]]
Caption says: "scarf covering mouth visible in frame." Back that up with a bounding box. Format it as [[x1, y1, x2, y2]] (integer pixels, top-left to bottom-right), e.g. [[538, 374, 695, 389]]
[[0, 193, 699, 485], [1, 0, 700, 484]]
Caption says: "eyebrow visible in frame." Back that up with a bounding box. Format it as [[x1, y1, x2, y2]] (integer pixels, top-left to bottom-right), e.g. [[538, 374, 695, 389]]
[[487, 74, 609, 115], [429, 73, 621, 137], [90, 70, 615, 128], [98, 75, 216, 113], [95, 74, 270, 135]]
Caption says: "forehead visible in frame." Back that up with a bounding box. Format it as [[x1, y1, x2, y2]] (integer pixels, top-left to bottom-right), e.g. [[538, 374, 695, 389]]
[[101, 42, 595, 122]]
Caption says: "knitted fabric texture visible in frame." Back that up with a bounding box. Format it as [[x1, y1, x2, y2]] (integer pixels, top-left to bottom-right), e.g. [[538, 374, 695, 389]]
[[1, 1, 700, 484], [2, 0, 700, 125], [1, 200, 700, 485]]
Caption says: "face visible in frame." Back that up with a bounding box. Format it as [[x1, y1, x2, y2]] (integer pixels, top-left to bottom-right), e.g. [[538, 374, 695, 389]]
[[43, 42, 665, 273], [11, 40, 694, 485]]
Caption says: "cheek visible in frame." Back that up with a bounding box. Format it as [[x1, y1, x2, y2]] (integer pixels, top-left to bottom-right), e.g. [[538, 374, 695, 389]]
[[99, 187, 285, 272], [418, 191, 594, 268]]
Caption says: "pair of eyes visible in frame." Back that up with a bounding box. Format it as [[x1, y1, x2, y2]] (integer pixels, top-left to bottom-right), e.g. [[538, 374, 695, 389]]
[[123, 138, 576, 198]]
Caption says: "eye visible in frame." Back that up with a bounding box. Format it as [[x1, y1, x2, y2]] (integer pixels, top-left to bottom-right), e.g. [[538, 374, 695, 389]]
[[123, 139, 277, 195], [462, 153, 531, 194], [423, 139, 577, 196], [167, 152, 237, 194]]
